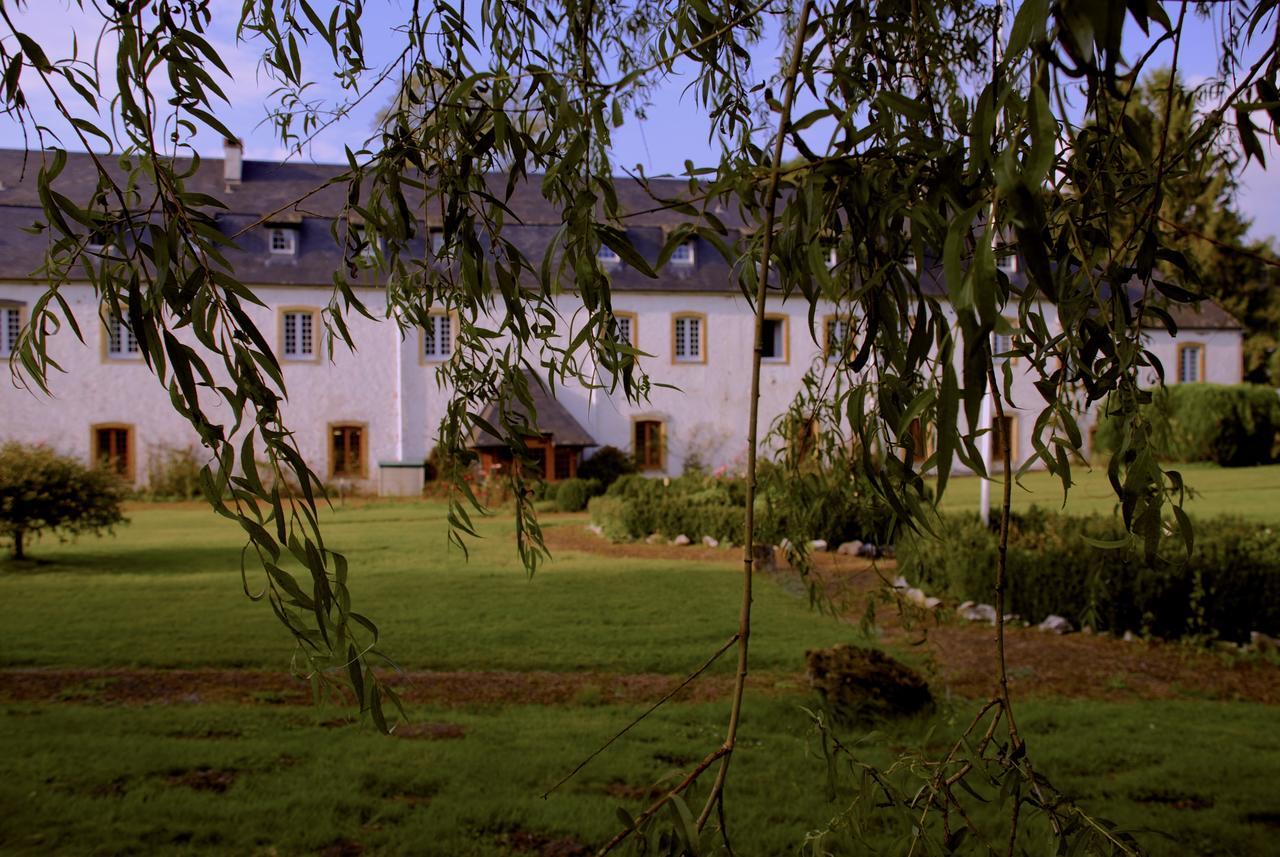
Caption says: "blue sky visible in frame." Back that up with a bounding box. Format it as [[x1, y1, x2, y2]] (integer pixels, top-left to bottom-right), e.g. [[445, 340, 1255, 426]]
[[2, 1, 1276, 238]]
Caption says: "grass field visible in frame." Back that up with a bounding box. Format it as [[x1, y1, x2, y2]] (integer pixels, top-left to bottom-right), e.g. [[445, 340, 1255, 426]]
[[3, 698, 1278, 855], [937, 461, 1280, 520], [3, 499, 1279, 854], [0, 502, 852, 673]]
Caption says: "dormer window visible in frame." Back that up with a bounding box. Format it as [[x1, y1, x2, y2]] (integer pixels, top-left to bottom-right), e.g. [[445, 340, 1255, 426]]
[[996, 251, 1018, 273], [596, 246, 621, 265], [352, 226, 382, 266], [429, 227, 448, 258], [269, 227, 298, 256], [670, 240, 695, 266]]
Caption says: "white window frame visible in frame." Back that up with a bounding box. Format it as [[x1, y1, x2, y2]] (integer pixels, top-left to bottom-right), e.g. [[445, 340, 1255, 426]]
[[1177, 343, 1204, 383], [672, 314, 705, 363], [670, 240, 695, 266], [422, 313, 453, 361], [596, 246, 621, 265], [281, 309, 318, 361], [613, 312, 636, 347], [996, 252, 1018, 273], [104, 309, 141, 359], [761, 315, 788, 363], [269, 227, 298, 255], [992, 331, 1015, 363], [0, 303, 21, 357]]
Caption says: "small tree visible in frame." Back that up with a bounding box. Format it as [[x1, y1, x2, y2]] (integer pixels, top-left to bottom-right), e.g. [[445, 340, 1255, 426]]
[[0, 442, 127, 561]]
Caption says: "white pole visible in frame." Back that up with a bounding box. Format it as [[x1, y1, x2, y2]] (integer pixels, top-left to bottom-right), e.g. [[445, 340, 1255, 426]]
[[980, 0, 1003, 529], [979, 392, 992, 526]]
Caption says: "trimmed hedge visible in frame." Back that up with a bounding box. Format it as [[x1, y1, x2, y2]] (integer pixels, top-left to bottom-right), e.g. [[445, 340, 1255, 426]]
[[897, 508, 1280, 642], [588, 469, 891, 546], [1094, 383, 1280, 466], [553, 478, 602, 512], [589, 474, 744, 543]]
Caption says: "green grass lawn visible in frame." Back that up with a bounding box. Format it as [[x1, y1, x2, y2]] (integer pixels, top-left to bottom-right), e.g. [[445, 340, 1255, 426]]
[[3, 497, 1279, 855], [0, 502, 852, 673], [938, 461, 1280, 521], [2, 698, 1277, 856]]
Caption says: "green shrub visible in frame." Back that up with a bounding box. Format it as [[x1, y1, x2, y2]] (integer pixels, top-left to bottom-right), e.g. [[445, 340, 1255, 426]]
[[0, 442, 128, 560], [553, 478, 602, 512], [897, 508, 1280, 642], [143, 444, 204, 500], [577, 445, 636, 488], [593, 466, 888, 546], [1094, 384, 1280, 466]]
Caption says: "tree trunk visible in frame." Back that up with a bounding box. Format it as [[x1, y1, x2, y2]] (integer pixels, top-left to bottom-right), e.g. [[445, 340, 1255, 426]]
[[12, 529, 24, 561]]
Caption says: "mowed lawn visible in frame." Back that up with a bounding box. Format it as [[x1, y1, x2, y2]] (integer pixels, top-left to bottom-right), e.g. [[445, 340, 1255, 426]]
[[0, 502, 852, 673], [2, 497, 1279, 855], [938, 460, 1280, 521]]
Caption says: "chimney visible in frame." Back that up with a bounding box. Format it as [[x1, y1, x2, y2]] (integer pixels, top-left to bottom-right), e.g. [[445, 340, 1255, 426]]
[[223, 137, 243, 189]]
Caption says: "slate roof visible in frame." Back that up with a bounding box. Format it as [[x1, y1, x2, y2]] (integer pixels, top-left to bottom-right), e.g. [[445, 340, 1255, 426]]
[[470, 380, 597, 448], [0, 148, 743, 292], [0, 148, 1243, 329]]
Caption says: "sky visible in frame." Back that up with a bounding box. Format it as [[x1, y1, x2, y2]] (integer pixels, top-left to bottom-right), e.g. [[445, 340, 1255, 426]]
[[1, 0, 1276, 239]]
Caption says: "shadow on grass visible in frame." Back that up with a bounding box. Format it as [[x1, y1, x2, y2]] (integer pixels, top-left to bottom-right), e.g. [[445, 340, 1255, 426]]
[[0, 544, 242, 577]]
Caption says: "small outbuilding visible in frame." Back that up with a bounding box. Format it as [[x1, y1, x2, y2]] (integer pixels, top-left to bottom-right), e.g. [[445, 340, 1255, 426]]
[[470, 383, 596, 482]]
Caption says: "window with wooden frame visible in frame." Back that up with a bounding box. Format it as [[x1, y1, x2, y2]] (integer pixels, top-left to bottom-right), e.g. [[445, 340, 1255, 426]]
[[991, 415, 1016, 467], [907, 418, 931, 461], [329, 423, 367, 479], [1177, 342, 1205, 383], [103, 308, 141, 360], [823, 314, 853, 360], [760, 314, 788, 363], [280, 308, 320, 362], [0, 301, 22, 357], [633, 419, 665, 471], [92, 423, 133, 481], [421, 313, 454, 361], [672, 313, 706, 363], [268, 226, 298, 255], [611, 311, 637, 347]]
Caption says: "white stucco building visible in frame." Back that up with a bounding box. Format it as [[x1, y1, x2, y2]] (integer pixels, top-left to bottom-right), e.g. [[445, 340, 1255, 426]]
[[0, 146, 1244, 494]]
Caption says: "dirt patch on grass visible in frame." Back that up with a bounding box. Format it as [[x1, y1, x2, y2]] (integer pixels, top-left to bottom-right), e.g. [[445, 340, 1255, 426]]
[[165, 767, 238, 793], [495, 830, 591, 857], [543, 524, 740, 564], [0, 667, 786, 707], [394, 721, 467, 740], [544, 524, 1280, 705]]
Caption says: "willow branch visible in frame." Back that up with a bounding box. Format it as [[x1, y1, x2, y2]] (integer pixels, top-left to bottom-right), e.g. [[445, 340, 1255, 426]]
[[694, 0, 814, 834]]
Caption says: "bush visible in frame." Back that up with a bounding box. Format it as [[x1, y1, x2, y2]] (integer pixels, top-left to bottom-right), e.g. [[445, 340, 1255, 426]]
[[143, 444, 204, 500], [591, 466, 891, 547], [1094, 384, 1280, 466], [576, 445, 636, 489], [756, 460, 897, 547], [553, 478, 602, 512], [897, 508, 1280, 642], [0, 442, 128, 560]]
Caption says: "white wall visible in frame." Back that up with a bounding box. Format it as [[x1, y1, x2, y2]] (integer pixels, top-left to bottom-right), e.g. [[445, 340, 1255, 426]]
[[0, 280, 1247, 490]]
